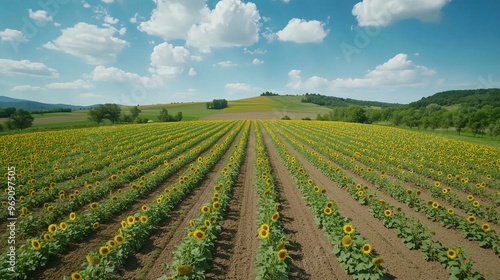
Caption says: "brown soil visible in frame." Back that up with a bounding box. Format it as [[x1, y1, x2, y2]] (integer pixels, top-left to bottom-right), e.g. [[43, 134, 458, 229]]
[[205, 122, 259, 279], [271, 124, 500, 279], [33, 126, 240, 280], [260, 124, 353, 280], [117, 125, 246, 279], [264, 124, 450, 280]]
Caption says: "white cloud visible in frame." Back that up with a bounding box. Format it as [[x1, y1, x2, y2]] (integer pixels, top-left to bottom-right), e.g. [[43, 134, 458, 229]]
[[92, 65, 151, 84], [130, 12, 139, 23], [0, 59, 58, 78], [244, 47, 266, 55], [287, 53, 436, 91], [138, 0, 207, 40], [43, 22, 128, 65], [188, 67, 197, 76], [352, 0, 451, 27], [186, 0, 261, 52], [0, 29, 27, 43], [216, 61, 237, 68], [119, 27, 126, 35], [277, 18, 328, 43], [262, 27, 277, 43], [12, 85, 46, 91], [150, 42, 191, 77], [101, 0, 114, 3], [139, 0, 260, 52], [225, 82, 258, 92], [45, 79, 93, 90], [29, 9, 53, 24], [252, 58, 264, 65], [54, 22, 61, 27], [104, 14, 119, 25], [82, 1, 91, 8]]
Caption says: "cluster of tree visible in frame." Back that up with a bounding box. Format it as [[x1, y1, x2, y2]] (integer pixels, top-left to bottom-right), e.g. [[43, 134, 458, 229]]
[[261, 91, 279, 96], [302, 93, 397, 108], [0, 109, 35, 131], [206, 99, 228, 109], [317, 103, 500, 137], [409, 89, 500, 108], [316, 106, 369, 123], [158, 109, 182, 122], [0, 107, 16, 118], [88, 104, 146, 124], [31, 108, 72, 114], [388, 104, 500, 136]]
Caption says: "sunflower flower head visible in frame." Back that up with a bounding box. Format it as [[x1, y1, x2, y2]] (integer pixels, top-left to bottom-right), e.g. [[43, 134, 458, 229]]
[[259, 228, 269, 239], [71, 272, 83, 280], [343, 224, 355, 235], [99, 246, 110, 256], [341, 235, 352, 247], [467, 215, 477, 224], [481, 223, 491, 232], [277, 249, 288, 261], [362, 243, 372, 254], [176, 264, 193, 275], [271, 212, 280, 222], [31, 239, 41, 250], [193, 229, 206, 240], [446, 249, 457, 260]]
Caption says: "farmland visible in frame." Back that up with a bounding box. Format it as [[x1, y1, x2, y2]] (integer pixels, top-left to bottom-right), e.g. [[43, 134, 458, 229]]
[[1, 120, 499, 280]]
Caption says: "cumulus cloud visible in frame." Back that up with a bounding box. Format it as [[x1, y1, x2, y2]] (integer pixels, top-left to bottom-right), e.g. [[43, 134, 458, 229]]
[[45, 79, 93, 90], [252, 58, 264, 65], [149, 42, 191, 77], [186, 0, 261, 52], [352, 0, 451, 27], [139, 0, 260, 52], [104, 14, 119, 25], [138, 0, 207, 40], [0, 29, 27, 43], [43, 22, 128, 65], [216, 61, 237, 68], [277, 18, 328, 43], [0, 59, 58, 78], [188, 67, 197, 76], [92, 65, 151, 84], [29, 9, 53, 24], [225, 82, 258, 93], [287, 53, 436, 91], [12, 85, 46, 91]]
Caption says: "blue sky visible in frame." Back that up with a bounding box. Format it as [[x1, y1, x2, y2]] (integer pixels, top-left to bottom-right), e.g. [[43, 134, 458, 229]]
[[1, 0, 499, 106]]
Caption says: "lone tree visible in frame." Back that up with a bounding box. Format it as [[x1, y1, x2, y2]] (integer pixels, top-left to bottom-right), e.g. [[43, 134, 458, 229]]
[[130, 106, 141, 120], [6, 109, 34, 130], [88, 103, 121, 124], [206, 99, 228, 109], [158, 108, 183, 122]]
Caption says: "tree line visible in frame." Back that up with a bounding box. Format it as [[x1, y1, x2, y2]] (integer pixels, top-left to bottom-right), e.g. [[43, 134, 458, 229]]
[[88, 104, 182, 124], [317, 103, 500, 137]]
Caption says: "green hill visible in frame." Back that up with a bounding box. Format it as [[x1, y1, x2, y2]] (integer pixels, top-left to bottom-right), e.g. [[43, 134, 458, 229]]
[[408, 88, 500, 108]]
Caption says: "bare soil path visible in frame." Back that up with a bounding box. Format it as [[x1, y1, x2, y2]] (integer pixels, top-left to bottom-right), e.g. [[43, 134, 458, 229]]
[[260, 123, 352, 280], [265, 123, 450, 280], [205, 122, 259, 279]]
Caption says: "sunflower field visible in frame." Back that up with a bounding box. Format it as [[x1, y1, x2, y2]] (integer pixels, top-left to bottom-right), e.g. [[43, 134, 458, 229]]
[[1, 120, 499, 280]]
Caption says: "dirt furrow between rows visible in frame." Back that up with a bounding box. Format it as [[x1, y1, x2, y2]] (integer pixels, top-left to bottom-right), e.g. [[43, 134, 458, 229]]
[[34, 125, 239, 280], [130, 126, 246, 280], [275, 126, 500, 279], [269, 125, 450, 280], [260, 125, 351, 280], [205, 122, 259, 279]]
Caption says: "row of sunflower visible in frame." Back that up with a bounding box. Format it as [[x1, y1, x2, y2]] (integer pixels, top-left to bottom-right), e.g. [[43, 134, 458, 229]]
[[253, 122, 290, 279], [279, 121, 498, 223], [275, 121, 500, 254], [0, 121, 238, 279], [1, 122, 214, 230], [1, 122, 173, 205], [64, 120, 246, 280], [158, 120, 250, 280], [11, 122, 225, 238], [270, 121, 485, 279], [261, 121, 387, 279]]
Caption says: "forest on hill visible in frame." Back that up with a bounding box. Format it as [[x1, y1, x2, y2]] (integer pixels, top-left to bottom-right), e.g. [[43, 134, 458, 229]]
[[312, 89, 500, 138]]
